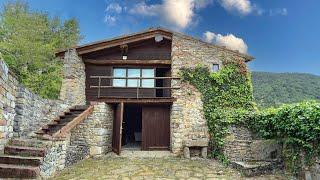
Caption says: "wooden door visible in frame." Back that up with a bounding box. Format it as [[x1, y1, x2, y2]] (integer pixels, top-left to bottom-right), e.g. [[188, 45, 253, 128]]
[[142, 105, 170, 150], [112, 102, 124, 155]]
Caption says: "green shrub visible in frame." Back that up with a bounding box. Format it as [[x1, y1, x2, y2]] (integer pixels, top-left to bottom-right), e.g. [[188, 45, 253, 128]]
[[248, 101, 320, 174]]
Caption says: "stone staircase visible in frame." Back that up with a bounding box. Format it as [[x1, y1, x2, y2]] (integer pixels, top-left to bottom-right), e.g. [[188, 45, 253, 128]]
[[0, 138, 49, 179], [0, 105, 93, 179], [35, 105, 91, 139]]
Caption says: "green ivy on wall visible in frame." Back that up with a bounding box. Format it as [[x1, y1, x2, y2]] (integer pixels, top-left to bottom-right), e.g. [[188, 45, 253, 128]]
[[181, 58, 320, 175], [181, 58, 256, 162], [247, 101, 320, 175]]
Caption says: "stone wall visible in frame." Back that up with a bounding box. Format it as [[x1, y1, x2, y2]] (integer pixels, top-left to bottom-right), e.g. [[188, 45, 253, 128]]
[[66, 102, 113, 166], [39, 103, 113, 177], [59, 49, 86, 106], [170, 33, 248, 154], [40, 138, 70, 178], [14, 85, 69, 137], [224, 125, 282, 162], [0, 60, 17, 151]]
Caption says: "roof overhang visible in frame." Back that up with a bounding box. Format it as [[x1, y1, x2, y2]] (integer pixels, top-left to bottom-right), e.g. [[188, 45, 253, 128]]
[[55, 28, 172, 57], [55, 27, 254, 62]]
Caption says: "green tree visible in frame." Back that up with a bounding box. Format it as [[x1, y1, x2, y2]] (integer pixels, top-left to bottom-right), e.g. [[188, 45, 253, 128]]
[[0, 1, 82, 99]]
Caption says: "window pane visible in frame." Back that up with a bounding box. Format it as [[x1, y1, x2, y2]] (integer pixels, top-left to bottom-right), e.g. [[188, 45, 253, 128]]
[[113, 68, 126, 87], [142, 69, 154, 88], [127, 69, 140, 87], [212, 64, 219, 72]]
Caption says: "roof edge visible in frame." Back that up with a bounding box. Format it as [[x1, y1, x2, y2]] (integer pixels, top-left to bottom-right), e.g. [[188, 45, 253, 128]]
[[56, 27, 254, 61]]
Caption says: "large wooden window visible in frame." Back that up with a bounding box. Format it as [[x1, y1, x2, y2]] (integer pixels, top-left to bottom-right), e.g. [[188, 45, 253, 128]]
[[113, 68, 155, 88]]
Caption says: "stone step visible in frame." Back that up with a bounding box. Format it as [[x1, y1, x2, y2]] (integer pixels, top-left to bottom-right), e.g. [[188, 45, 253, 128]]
[[70, 105, 89, 112], [9, 138, 50, 148], [231, 160, 283, 177], [0, 155, 43, 166], [4, 146, 46, 157], [0, 163, 40, 179]]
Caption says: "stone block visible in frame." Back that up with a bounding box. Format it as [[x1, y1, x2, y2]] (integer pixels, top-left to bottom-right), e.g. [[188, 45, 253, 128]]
[[183, 147, 190, 159], [89, 146, 103, 156], [0, 120, 6, 126], [201, 147, 208, 158], [0, 132, 5, 139], [184, 140, 208, 147]]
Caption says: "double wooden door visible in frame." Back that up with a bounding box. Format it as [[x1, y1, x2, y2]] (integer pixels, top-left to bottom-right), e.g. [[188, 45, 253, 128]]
[[112, 103, 170, 154]]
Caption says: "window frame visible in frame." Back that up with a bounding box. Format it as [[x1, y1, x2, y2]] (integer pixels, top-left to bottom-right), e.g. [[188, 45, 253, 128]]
[[112, 67, 155, 88], [211, 63, 220, 73]]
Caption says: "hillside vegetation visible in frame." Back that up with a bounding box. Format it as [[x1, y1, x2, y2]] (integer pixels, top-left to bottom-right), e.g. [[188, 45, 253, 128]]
[[252, 71, 320, 108], [0, 1, 81, 99]]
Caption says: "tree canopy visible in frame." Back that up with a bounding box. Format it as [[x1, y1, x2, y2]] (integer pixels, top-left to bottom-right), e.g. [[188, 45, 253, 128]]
[[252, 71, 320, 108], [0, 1, 82, 99]]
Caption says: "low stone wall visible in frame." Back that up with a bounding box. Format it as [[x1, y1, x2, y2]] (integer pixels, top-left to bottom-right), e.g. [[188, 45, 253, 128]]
[[224, 125, 282, 162], [14, 85, 69, 137], [40, 103, 113, 177], [40, 138, 70, 178], [0, 60, 17, 151], [66, 102, 113, 166]]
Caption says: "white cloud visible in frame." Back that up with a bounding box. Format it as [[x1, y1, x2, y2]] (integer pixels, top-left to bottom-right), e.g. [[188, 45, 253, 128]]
[[106, 3, 122, 14], [219, 0, 252, 15], [128, 0, 213, 29], [269, 8, 288, 16], [104, 15, 117, 25], [128, 2, 160, 16], [203, 31, 248, 54]]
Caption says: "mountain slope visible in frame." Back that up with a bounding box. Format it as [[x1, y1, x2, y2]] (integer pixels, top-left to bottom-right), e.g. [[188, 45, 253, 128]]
[[252, 72, 320, 108]]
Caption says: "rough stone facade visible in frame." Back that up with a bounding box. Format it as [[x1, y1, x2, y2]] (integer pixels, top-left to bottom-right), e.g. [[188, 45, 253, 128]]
[[0, 60, 17, 151], [59, 49, 86, 106], [170, 33, 248, 154], [14, 85, 69, 137], [40, 138, 70, 178], [66, 102, 113, 165], [224, 125, 282, 162], [40, 103, 113, 177]]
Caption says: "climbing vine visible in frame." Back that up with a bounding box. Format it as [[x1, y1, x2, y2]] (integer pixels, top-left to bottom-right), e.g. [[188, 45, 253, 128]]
[[181, 58, 320, 175], [181, 58, 256, 162], [247, 101, 320, 175]]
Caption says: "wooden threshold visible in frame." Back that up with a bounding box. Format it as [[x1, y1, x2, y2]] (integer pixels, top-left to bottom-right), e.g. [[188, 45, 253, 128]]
[[84, 59, 171, 66], [92, 97, 176, 104]]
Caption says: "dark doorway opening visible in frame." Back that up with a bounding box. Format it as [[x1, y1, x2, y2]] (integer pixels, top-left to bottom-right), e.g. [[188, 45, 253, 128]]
[[122, 104, 142, 150]]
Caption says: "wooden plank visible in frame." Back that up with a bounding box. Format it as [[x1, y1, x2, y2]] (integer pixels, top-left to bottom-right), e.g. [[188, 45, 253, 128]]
[[90, 76, 180, 79], [84, 59, 171, 65], [95, 97, 176, 104], [52, 106, 94, 138], [90, 86, 180, 90], [112, 102, 124, 155], [142, 105, 170, 150], [78, 33, 172, 55]]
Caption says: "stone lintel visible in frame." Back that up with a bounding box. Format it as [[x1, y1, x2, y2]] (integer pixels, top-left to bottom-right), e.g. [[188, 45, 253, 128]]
[[184, 140, 208, 147]]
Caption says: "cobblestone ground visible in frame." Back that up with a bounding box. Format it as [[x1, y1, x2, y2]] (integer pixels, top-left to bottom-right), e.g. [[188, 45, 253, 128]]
[[52, 155, 287, 180]]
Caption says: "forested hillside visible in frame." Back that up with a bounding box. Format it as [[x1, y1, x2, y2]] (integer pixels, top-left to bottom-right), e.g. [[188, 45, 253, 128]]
[[252, 71, 320, 108]]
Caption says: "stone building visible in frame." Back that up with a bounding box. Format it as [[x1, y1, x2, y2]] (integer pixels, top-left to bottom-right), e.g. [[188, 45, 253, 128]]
[[0, 28, 255, 178]]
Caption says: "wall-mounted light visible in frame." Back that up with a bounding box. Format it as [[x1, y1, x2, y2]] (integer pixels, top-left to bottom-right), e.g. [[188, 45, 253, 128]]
[[155, 34, 164, 42], [120, 44, 128, 60]]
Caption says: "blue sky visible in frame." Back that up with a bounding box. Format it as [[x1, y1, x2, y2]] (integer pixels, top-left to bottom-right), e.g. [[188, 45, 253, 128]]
[[4, 0, 320, 75]]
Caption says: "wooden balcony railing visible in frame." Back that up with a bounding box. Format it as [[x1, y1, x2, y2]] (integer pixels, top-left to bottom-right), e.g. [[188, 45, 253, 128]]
[[90, 76, 180, 99]]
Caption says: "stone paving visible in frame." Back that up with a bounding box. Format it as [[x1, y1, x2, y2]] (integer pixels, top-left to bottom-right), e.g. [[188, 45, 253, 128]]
[[52, 154, 288, 180]]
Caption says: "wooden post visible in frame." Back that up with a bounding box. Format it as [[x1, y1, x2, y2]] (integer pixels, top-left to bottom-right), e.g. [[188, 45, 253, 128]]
[[98, 77, 101, 98]]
